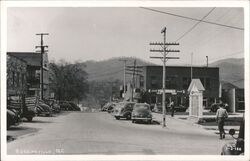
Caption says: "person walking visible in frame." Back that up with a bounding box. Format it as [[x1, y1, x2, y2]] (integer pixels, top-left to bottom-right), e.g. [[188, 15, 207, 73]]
[[216, 103, 228, 139], [170, 100, 175, 117]]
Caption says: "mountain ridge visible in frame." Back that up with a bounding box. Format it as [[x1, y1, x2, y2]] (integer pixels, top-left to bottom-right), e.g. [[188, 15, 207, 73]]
[[82, 57, 244, 88]]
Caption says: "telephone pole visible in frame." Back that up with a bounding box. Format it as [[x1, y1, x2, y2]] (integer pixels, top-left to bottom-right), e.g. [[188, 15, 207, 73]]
[[131, 60, 136, 102], [119, 59, 128, 100], [150, 27, 180, 127], [126, 61, 143, 102], [191, 53, 193, 80], [36, 33, 49, 100], [206, 56, 208, 67]]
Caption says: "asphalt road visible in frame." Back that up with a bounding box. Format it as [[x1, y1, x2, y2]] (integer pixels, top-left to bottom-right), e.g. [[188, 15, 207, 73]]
[[7, 111, 231, 155]]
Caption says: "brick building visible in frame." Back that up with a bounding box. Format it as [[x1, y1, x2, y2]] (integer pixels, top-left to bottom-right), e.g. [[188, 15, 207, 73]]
[[138, 66, 220, 108], [7, 54, 27, 96], [7, 52, 49, 99]]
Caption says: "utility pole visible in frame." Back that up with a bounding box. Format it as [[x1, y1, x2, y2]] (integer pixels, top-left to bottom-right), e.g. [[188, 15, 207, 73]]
[[126, 63, 143, 102], [119, 59, 128, 100], [36, 33, 49, 100], [206, 56, 208, 67], [191, 53, 193, 80], [131, 59, 136, 102], [149, 27, 180, 127], [110, 82, 113, 102]]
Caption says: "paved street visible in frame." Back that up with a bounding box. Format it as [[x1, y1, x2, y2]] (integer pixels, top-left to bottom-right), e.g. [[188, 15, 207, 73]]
[[7, 111, 232, 155]]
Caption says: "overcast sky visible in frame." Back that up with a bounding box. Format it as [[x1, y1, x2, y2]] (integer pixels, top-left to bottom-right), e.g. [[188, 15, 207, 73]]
[[7, 7, 244, 66]]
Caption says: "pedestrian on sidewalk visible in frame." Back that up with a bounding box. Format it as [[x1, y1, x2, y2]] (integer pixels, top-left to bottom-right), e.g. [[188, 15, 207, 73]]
[[216, 103, 228, 139], [170, 100, 175, 117]]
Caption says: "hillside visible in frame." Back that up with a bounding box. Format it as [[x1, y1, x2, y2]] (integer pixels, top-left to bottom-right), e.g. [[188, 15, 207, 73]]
[[210, 58, 244, 88], [83, 57, 155, 82], [82, 57, 245, 89]]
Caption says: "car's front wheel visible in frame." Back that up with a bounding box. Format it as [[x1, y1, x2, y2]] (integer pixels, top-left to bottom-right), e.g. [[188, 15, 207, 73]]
[[115, 116, 120, 120], [147, 120, 152, 124], [126, 113, 131, 120], [26, 116, 33, 122]]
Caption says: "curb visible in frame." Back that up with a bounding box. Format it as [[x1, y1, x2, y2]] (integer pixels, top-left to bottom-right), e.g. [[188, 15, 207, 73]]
[[152, 112, 240, 134]]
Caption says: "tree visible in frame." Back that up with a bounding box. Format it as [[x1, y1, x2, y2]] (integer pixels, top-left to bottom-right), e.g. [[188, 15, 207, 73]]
[[49, 60, 88, 101]]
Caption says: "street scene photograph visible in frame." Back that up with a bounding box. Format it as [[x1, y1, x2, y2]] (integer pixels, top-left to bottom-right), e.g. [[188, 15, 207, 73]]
[[1, 1, 249, 160]]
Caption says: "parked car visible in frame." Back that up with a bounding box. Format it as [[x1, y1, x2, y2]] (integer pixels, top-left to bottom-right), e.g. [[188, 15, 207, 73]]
[[8, 96, 37, 122], [68, 102, 81, 111], [131, 103, 152, 124], [113, 102, 135, 120], [107, 103, 117, 113], [101, 102, 116, 113], [221, 119, 244, 155], [46, 99, 61, 113], [24, 96, 39, 121], [101, 102, 109, 111], [59, 101, 73, 111], [37, 99, 53, 117], [7, 109, 20, 129]]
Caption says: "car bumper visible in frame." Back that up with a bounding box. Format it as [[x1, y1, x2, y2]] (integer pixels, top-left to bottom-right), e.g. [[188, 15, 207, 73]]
[[132, 117, 152, 120], [113, 113, 122, 117]]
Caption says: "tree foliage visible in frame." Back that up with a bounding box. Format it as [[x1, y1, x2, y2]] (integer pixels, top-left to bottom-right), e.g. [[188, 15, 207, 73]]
[[49, 60, 88, 101]]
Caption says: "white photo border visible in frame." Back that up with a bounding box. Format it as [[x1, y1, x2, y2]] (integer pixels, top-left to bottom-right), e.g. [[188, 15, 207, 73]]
[[1, 1, 249, 161]]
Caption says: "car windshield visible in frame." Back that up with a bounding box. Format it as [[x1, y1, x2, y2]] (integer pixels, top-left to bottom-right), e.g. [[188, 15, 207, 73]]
[[134, 104, 150, 111], [115, 102, 126, 109]]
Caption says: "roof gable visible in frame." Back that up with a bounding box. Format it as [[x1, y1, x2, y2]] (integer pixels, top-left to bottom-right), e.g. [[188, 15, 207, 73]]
[[188, 79, 205, 92]]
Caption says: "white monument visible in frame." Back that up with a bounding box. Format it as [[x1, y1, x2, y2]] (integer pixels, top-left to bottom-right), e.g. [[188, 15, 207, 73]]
[[188, 79, 205, 123]]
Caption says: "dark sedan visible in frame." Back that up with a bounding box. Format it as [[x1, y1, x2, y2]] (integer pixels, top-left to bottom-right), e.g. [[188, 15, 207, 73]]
[[7, 109, 20, 129], [131, 103, 152, 124], [113, 102, 135, 120]]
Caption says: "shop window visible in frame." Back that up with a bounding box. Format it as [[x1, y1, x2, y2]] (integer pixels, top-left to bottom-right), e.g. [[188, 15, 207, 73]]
[[139, 76, 144, 87], [182, 77, 191, 89], [151, 76, 157, 88], [200, 78, 205, 87], [166, 77, 176, 89], [206, 78, 210, 89]]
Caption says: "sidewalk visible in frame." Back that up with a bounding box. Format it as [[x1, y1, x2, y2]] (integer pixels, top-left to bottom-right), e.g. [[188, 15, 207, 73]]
[[152, 112, 243, 135]]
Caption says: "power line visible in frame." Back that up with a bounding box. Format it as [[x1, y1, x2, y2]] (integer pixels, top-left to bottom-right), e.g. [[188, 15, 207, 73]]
[[175, 7, 215, 42], [140, 7, 244, 31]]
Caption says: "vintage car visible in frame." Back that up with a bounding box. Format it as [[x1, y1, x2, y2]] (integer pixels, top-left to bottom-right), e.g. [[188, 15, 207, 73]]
[[131, 103, 152, 124], [8, 96, 37, 122], [45, 99, 61, 113], [113, 102, 135, 120], [37, 99, 53, 117], [7, 109, 20, 129], [68, 102, 81, 111], [221, 119, 244, 155], [102, 102, 116, 113], [59, 101, 73, 111]]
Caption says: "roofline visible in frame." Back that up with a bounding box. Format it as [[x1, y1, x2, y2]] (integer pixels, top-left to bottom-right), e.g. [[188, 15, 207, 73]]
[[7, 54, 28, 63], [144, 65, 219, 69], [7, 52, 38, 54]]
